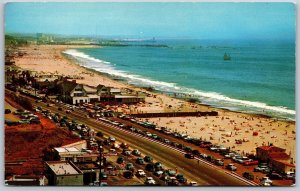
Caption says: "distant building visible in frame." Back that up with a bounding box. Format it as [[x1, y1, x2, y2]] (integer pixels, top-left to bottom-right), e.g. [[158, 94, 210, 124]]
[[45, 161, 83, 186]]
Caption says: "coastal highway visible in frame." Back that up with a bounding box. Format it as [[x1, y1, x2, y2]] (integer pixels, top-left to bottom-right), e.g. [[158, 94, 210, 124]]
[[30, 102, 253, 186], [5, 88, 255, 186]]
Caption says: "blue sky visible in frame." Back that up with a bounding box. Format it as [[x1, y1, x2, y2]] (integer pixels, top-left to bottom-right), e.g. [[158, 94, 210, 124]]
[[5, 2, 295, 40]]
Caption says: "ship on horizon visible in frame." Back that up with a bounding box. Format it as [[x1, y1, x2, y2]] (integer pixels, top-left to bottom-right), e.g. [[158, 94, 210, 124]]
[[224, 53, 231, 61]]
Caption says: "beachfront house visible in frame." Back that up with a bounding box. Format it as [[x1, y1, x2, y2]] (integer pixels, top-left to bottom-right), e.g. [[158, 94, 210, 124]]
[[57, 80, 100, 105], [96, 85, 121, 96], [58, 80, 89, 104], [83, 85, 100, 103]]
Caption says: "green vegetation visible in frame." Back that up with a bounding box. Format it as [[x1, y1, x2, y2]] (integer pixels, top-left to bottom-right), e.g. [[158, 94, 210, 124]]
[[5, 35, 28, 47]]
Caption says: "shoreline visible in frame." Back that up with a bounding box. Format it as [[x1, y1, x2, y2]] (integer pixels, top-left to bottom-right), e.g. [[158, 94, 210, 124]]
[[63, 47, 295, 121], [12, 44, 296, 159]]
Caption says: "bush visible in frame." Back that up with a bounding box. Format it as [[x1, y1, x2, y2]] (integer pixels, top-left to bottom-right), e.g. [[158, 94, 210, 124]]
[[5, 109, 11, 114]]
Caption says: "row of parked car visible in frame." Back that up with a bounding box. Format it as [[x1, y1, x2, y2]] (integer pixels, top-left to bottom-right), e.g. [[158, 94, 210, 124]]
[[5, 109, 41, 125]]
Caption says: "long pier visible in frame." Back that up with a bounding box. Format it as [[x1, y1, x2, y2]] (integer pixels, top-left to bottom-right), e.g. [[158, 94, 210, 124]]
[[130, 111, 218, 118]]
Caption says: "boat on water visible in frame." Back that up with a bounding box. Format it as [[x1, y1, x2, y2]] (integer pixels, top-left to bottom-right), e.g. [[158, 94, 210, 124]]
[[224, 53, 231, 61]]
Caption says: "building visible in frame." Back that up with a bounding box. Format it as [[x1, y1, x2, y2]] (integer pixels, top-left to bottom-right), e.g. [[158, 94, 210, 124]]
[[270, 159, 296, 174], [61, 140, 87, 150], [53, 147, 98, 163], [256, 145, 286, 162], [83, 85, 100, 103], [6, 175, 47, 186], [114, 95, 145, 104], [45, 161, 83, 186], [57, 80, 100, 104], [97, 85, 121, 96]]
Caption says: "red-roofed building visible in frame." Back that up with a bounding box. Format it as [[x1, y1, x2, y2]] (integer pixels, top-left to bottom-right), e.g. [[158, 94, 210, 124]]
[[270, 159, 296, 174], [256, 145, 287, 162]]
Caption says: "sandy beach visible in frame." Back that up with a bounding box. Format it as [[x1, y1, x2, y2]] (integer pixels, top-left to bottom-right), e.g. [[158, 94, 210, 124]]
[[13, 44, 296, 160]]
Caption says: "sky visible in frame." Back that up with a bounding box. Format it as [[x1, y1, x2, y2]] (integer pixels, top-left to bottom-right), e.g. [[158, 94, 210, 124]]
[[5, 2, 296, 40]]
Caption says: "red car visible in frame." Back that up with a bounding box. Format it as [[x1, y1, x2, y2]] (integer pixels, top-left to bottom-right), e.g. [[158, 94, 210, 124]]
[[243, 159, 259, 166]]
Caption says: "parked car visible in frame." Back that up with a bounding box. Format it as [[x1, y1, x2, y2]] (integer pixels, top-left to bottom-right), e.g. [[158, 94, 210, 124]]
[[284, 171, 295, 180], [165, 169, 176, 177], [268, 172, 284, 180], [226, 164, 237, 171], [192, 149, 200, 156], [123, 171, 134, 179], [144, 155, 153, 163], [120, 142, 129, 149], [243, 159, 259, 166], [108, 136, 116, 142], [100, 172, 108, 180], [184, 153, 195, 159], [153, 170, 164, 177], [189, 181, 198, 186], [176, 174, 187, 183], [215, 159, 224, 166], [132, 149, 141, 156], [260, 177, 272, 185], [154, 162, 164, 171], [136, 157, 145, 165], [145, 177, 156, 185], [254, 165, 269, 172], [242, 172, 254, 180], [136, 169, 146, 177], [145, 164, 155, 172], [122, 149, 131, 156], [125, 163, 134, 170]]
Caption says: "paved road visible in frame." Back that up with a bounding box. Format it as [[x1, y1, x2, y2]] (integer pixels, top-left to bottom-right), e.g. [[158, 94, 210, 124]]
[[34, 102, 252, 186], [5, 88, 254, 186]]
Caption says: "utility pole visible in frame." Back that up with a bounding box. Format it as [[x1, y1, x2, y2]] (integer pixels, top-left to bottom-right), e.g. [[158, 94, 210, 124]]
[[97, 140, 104, 186]]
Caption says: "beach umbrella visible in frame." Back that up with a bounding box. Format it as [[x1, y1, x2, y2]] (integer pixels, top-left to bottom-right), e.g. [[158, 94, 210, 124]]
[[252, 132, 258, 136]]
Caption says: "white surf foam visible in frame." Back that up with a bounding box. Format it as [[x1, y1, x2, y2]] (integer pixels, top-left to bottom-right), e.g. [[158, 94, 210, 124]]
[[64, 49, 295, 119]]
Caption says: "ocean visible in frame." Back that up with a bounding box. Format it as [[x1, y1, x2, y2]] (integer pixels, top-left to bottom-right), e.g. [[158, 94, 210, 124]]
[[63, 39, 295, 120]]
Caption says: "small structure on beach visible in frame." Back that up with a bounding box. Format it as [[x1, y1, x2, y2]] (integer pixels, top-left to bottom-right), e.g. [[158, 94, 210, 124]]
[[114, 95, 145, 104]]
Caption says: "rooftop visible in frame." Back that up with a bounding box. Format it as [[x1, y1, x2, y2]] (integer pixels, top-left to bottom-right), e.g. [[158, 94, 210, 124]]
[[46, 161, 82, 175], [257, 145, 285, 151], [54, 147, 80, 153]]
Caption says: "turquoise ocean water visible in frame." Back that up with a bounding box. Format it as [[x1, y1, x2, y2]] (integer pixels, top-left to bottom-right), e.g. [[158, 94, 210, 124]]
[[64, 39, 295, 120]]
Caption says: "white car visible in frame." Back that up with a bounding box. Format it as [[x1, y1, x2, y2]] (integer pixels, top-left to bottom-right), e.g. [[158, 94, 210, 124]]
[[260, 177, 272, 185], [145, 177, 156, 185], [189, 181, 198, 186], [137, 169, 146, 177]]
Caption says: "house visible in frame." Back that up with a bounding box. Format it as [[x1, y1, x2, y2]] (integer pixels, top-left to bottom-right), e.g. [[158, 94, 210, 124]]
[[45, 161, 83, 186], [83, 85, 100, 103], [57, 80, 101, 104], [256, 145, 289, 162], [97, 85, 121, 96], [57, 80, 89, 104]]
